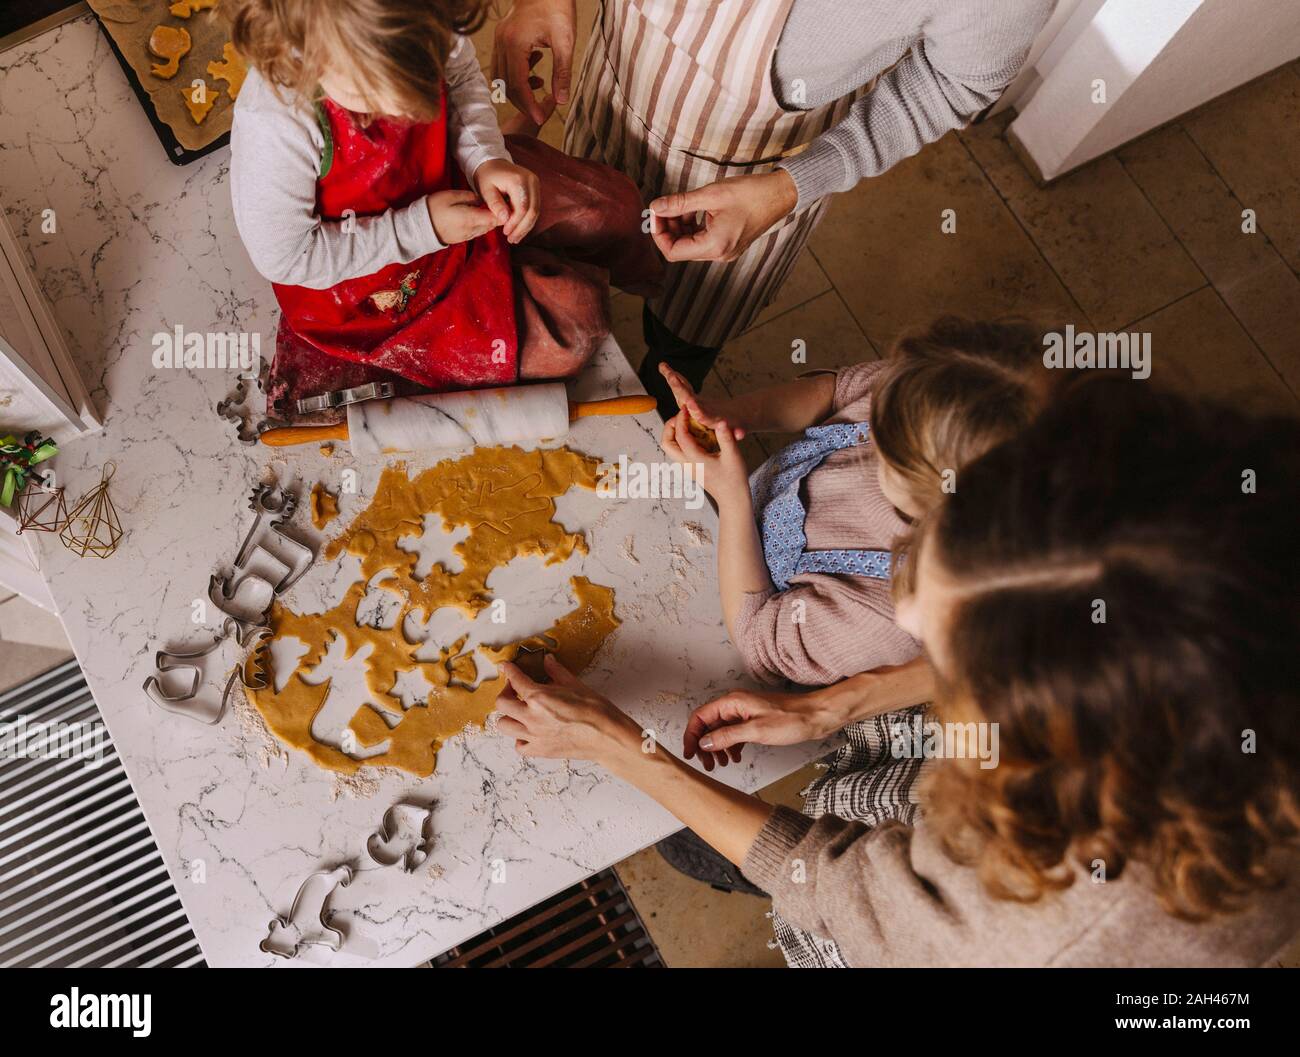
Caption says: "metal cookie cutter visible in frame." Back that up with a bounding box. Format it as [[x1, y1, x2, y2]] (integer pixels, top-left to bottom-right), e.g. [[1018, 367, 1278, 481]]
[[238, 481, 315, 594], [260, 863, 354, 960], [295, 381, 395, 415], [216, 362, 278, 444], [148, 476, 311, 723], [208, 481, 315, 639], [142, 618, 270, 725], [365, 801, 436, 873], [512, 640, 556, 684]]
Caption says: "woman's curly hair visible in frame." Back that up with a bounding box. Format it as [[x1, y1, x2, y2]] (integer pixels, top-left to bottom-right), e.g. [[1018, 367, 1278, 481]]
[[916, 373, 1300, 919], [225, 0, 492, 119]]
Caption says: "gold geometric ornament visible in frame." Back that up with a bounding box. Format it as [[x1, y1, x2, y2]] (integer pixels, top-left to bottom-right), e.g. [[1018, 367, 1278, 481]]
[[60, 463, 124, 559], [15, 477, 69, 535]]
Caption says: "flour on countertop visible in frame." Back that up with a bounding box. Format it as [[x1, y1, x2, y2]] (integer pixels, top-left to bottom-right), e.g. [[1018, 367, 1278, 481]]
[[329, 769, 382, 800], [620, 535, 638, 564], [232, 686, 285, 770], [680, 521, 712, 547]]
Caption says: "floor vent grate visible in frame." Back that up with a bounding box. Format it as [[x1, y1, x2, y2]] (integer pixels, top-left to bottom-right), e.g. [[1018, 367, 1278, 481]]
[[431, 868, 663, 968], [0, 660, 205, 967]]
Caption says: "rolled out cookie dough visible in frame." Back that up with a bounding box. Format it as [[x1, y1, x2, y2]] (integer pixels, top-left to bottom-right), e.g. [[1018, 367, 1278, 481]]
[[246, 446, 620, 777]]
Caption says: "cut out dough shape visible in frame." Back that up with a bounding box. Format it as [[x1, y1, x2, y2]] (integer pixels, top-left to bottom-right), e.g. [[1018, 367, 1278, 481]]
[[170, 0, 219, 17], [148, 25, 192, 79], [310, 482, 340, 530], [180, 82, 217, 124], [685, 414, 720, 453], [447, 650, 478, 686], [207, 42, 248, 100], [246, 446, 620, 777]]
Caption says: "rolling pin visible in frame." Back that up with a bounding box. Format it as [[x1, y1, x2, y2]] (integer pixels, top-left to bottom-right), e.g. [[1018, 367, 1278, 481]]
[[259, 382, 656, 455]]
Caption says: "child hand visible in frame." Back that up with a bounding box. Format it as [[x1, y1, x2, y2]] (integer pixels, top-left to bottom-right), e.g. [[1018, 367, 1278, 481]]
[[658, 363, 746, 439], [474, 159, 541, 244], [662, 408, 750, 504], [427, 189, 501, 245]]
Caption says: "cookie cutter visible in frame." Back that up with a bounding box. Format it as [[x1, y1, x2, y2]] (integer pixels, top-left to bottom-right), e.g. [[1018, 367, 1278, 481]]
[[216, 361, 279, 444], [142, 617, 271, 725], [147, 476, 314, 723], [259, 863, 354, 960], [512, 640, 556, 684], [365, 800, 435, 873], [208, 481, 315, 637], [295, 381, 395, 415]]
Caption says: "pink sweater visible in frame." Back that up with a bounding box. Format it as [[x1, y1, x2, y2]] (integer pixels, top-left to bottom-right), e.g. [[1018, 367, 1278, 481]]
[[733, 362, 920, 686]]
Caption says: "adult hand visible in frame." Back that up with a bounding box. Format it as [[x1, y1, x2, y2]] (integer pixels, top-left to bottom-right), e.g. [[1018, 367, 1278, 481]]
[[649, 170, 798, 263], [684, 661, 937, 767], [683, 686, 845, 769], [495, 655, 642, 764], [493, 0, 577, 128]]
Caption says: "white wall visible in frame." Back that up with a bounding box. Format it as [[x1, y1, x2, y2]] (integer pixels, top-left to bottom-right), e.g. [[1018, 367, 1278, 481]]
[[1008, 0, 1300, 179], [992, 0, 1094, 114]]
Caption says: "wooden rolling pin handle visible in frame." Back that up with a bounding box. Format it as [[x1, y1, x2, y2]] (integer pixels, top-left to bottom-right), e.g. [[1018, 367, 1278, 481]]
[[259, 422, 351, 447], [568, 394, 658, 421]]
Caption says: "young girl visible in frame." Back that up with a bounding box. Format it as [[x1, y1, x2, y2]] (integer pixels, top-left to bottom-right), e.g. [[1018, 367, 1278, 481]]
[[661, 316, 1055, 691], [226, 0, 659, 414], [655, 318, 1059, 941]]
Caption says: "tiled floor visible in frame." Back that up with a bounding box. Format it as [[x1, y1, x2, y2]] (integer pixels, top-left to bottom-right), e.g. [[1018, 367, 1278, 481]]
[[0, 593, 75, 694]]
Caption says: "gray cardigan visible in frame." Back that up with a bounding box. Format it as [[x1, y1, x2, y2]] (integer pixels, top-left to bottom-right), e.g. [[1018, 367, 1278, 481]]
[[775, 0, 1057, 207]]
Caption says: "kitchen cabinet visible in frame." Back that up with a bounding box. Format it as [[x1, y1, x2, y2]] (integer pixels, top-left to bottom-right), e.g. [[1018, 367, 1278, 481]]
[[0, 202, 100, 608]]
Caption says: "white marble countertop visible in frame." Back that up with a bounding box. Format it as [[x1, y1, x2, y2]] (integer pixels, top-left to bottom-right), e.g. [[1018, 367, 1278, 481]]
[[0, 15, 827, 967]]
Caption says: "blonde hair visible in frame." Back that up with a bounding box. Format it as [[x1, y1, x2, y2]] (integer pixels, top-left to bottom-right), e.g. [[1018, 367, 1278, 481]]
[[226, 0, 492, 120], [871, 316, 1056, 516]]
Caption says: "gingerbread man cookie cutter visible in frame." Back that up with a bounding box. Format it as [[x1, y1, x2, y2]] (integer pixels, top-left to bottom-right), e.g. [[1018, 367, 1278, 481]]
[[215, 361, 279, 444]]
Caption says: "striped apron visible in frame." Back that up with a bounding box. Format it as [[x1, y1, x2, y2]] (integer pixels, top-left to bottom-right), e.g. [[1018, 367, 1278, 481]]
[[563, 0, 869, 347]]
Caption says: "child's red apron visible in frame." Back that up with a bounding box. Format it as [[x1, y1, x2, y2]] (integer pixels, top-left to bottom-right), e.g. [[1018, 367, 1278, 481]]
[[271, 92, 517, 393]]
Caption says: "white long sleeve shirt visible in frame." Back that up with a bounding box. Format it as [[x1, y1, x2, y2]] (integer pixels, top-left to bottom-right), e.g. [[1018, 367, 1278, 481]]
[[229, 35, 511, 289]]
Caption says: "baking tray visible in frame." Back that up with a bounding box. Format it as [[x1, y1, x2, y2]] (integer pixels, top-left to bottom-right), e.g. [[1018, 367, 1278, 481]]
[[89, 2, 233, 165]]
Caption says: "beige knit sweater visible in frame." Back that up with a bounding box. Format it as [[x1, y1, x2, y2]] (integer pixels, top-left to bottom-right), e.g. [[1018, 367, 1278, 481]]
[[734, 361, 920, 686], [743, 806, 1300, 967]]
